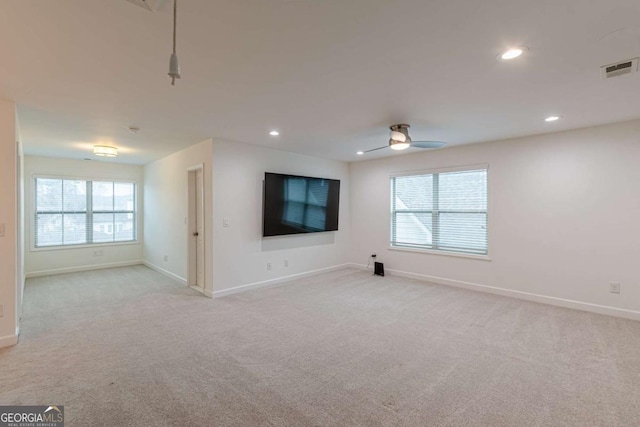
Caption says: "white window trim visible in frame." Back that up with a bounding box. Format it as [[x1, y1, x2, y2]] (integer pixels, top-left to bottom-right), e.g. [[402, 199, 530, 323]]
[[389, 245, 492, 261], [390, 164, 490, 257], [31, 174, 140, 251], [390, 163, 489, 178], [31, 240, 140, 253]]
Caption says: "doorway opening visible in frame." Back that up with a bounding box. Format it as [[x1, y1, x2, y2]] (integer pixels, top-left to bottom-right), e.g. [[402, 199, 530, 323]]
[[187, 164, 205, 295]]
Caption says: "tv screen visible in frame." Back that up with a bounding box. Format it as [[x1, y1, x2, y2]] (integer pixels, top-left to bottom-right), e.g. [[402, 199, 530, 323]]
[[263, 172, 340, 237]]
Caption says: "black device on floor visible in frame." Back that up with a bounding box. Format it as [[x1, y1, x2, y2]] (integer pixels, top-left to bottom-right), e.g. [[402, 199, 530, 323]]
[[374, 262, 384, 276]]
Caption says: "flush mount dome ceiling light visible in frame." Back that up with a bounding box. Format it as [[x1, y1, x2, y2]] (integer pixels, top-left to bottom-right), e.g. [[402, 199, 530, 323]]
[[545, 115, 561, 122], [361, 124, 447, 153], [499, 47, 527, 61], [269, 130, 280, 136], [93, 145, 118, 157]]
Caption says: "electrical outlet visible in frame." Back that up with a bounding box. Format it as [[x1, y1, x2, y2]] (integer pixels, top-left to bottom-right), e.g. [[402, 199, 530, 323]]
[[223, 218, 229, 227], [610, 282, 621, 294], [267, 262, 272, 271], [163, 255, 169, 262], [93, 250, 104, 257], [284, 259, 289, 267]]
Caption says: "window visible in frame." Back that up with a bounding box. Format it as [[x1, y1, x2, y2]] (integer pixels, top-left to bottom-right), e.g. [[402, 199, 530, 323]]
[[34, 178, 136, 248], [391, 167, 487, 255]]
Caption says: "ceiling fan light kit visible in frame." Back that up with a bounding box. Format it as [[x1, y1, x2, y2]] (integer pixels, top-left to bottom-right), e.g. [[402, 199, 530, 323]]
[[390, 130, 407, 143], [389, 139, 410, 150]]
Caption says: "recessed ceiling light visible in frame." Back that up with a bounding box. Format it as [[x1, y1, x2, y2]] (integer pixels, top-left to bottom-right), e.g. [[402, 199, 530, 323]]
[[545, 116, 561, 122], [499, 47, 526, 61], [269, 130, 280, 136], [128, 126, 140, 133], [356, 151, 364, 155]]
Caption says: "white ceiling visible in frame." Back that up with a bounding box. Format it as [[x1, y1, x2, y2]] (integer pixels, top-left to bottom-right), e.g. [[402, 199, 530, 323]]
[[1, 0, 639, 164]]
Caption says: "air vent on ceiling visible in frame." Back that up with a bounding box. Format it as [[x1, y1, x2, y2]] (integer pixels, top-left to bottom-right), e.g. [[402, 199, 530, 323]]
[[601, 58, 638, 79], [125, 0, 163, 12]]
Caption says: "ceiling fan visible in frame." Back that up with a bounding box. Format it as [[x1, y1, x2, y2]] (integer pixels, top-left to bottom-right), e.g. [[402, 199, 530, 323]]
[[363, 124, 447, 153]]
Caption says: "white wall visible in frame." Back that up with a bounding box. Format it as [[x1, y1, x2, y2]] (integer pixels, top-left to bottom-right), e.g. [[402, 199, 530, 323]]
[[211, 140, 351, 295], [350, 119, 640, 317], [143, 139, 214, 293], [24, 156, 144, 276], [0, 99, 17, 347]]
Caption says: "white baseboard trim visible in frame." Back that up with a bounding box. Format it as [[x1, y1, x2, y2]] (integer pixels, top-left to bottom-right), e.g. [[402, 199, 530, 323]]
[[26, 260, 143, 278], [143, 261, 187, 286], [0, 333, 18, 348], [348, 263, 640, 321], [350, 263, 370, 272], [213, 264, 352, 298]]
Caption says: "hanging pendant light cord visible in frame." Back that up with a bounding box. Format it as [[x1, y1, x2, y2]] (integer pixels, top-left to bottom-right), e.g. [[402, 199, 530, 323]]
[[173, 0, 177, 55], [170, 0, 178, 85]]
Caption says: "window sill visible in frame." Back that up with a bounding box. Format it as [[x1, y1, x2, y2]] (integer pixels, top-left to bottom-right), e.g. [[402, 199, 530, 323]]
[[31, 240, 140, 252], [389, 245, 491, 261]]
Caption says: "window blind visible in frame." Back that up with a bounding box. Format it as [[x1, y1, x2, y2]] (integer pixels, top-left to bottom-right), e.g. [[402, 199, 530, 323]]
[[34, 178, 136, 248], [391, 168, 487, 255]]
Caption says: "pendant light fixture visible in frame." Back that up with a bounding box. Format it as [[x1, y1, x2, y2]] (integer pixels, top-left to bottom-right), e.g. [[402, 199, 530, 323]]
[[168, 0, 181, 85]]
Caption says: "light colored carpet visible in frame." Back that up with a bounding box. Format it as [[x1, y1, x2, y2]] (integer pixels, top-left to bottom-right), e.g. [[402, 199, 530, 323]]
[[1, 266, 640, 426]]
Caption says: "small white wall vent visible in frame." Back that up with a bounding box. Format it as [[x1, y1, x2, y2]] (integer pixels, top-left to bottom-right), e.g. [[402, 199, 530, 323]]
[[601, 58, 639, 79], [125, 0, 164, 12]]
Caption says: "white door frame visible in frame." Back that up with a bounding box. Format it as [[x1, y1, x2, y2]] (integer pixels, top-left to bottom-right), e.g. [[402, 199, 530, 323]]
[[187, 163, 205, 295]]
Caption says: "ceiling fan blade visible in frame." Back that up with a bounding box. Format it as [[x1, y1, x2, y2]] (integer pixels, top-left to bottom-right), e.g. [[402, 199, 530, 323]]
[[411, 140, 447, 149], [363, 145, 388, 153]]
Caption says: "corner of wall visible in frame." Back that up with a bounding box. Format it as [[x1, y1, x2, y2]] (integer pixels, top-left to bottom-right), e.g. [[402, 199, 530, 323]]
[[143, 138, 214, 294], [0, 98, 17, 346]]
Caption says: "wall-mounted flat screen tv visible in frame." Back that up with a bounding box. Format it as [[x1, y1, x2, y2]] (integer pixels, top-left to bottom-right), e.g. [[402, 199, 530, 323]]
[[263, 172, 340, 237]]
